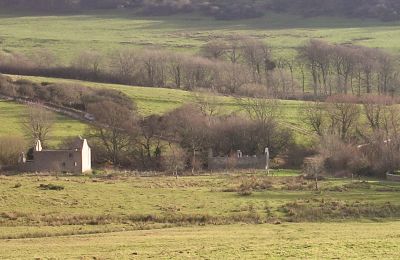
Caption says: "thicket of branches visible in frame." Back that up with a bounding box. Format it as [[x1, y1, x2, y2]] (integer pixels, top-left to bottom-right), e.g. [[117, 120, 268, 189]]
[[0, 75, 134, 113], [298, 40, 400, 97], [304, 94, 400, 177], [1, 75, 294, 172], [87, 99, 295, 172]]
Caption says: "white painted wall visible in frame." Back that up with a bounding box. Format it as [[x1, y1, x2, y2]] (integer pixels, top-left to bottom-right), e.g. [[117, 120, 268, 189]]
[[81, 139, 92, 173]]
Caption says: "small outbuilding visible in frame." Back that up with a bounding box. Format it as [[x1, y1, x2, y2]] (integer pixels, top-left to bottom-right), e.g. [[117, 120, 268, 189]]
[[18, 137, 91, 174]]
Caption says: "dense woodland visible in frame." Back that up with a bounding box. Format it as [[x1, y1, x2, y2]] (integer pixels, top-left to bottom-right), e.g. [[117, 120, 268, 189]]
[[1, 0, 400, 21]]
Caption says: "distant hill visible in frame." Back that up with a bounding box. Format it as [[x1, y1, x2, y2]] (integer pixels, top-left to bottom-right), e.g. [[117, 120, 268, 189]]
[[1, 0, 400, 21]]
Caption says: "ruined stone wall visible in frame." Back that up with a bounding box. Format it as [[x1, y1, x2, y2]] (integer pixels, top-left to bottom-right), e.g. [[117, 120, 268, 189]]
[[386, 173, 400, 182], [208, 156, 266, 170], [18, 150, 83, 174]]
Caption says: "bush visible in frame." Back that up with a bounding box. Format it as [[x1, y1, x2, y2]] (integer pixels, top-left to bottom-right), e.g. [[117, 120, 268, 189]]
[[237, 187, 253, 196], [39, 184, 64, 191], [0, 136, 26, 168], [318, 136, 368, 177]]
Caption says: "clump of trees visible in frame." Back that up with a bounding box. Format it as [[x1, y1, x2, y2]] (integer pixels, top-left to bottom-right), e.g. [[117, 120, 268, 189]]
[[0, 75, 134, 113], [0, 136, 26, 169], [0, 37, 302, 99], [298, 40, 400, 97], [2, 38, 399, 100], [304, 94, 400, 177], [86, 98, 294, 173]]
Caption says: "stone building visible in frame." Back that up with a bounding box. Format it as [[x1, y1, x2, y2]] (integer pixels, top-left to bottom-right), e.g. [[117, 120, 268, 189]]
[[208, 148, 269, 171], [18, 138, 91, 174]]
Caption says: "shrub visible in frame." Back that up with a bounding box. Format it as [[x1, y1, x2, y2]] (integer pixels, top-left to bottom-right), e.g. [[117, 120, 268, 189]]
[[0, 136, 26, 167], [39, 184, 64, 191], [237, 186, 253, 196]]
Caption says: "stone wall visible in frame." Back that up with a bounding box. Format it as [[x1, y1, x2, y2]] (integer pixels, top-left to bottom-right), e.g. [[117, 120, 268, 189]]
[[18, 150, 83, 174], [208, 155, 266, 170], [17, 138, 92, 174], [386, 173, 400, 182]]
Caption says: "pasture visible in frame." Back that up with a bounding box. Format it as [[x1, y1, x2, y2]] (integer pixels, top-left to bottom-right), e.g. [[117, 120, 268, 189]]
[[2, 8, 400, 260], [8, 75, 312, 134], [0, 172, 399, 259], [0, 100, 87, 144], [2, 222, 400, 259], [0, 10, 400, 61]]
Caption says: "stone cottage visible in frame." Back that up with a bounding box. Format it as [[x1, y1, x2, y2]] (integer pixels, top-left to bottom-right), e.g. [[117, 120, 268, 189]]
[[18, 138, 91, 174]]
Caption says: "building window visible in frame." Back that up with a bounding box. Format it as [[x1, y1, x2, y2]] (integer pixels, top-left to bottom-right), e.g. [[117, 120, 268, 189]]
[[74, 162, 78, 167], [69, 153, 73, 158], [62, 162, 66, 167]]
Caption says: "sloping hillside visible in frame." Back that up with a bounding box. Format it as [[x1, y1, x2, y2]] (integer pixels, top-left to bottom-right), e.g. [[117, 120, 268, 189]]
[[0, 10, 399, 61], [0, 100, 87, 144]]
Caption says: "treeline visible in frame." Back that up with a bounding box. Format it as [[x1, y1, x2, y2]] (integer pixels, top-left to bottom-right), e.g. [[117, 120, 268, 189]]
[[0, 37, 294, 99], [1, 38, 399, 99], [1, 0, 400, 21], [299, 40, 400, 97]]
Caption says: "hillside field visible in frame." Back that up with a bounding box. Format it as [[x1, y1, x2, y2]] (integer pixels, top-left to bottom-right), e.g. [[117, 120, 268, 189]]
[[2, 7, 400, 260], [7, 75, 312, 138], [0, 100, 87, 144], [0, 172, 399, 259], [1, 10, 400, 60]]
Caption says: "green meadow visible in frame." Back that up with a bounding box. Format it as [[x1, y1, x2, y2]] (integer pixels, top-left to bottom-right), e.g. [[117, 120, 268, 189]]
[[2, 11, 400, 259], [0, 100, 87, 143], [2, 222, 400, 259], [0, 173, 399, 259], [0, 10, 400, 60], [9, 75, 311, 129]]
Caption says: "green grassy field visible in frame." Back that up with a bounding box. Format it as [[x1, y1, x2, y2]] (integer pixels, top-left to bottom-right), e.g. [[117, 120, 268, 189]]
[[1, 10, 400, 60], [0, 100, 87, 144], [0, 172, 399, 259], [2, 222, 400, 259], [1, 74, 313, 145], [9, 75, 310, 127], [2, 9, 400, 260]]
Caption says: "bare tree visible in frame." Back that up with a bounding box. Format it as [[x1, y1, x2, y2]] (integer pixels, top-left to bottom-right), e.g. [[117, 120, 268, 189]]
[[167, 52, 186, 88], [200, 39, 228, 60], [22, 105, 55, 147], [32, 48, 58, 68], [164, 104, 210, 173], [241, 37, 271, 84], [361, 95, 393, 132], [110, 49, 140, 84], [0, 136, 26, 167], [224, 35, 245, 64], [326, 95, 360, 141], [136, 115, 165, 170], [303, 101, 326, 136], [194, 91, 221, 120], [72, 50, 103, 77], [239, 97, 280, 126], [87, 101, 138, 165]]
